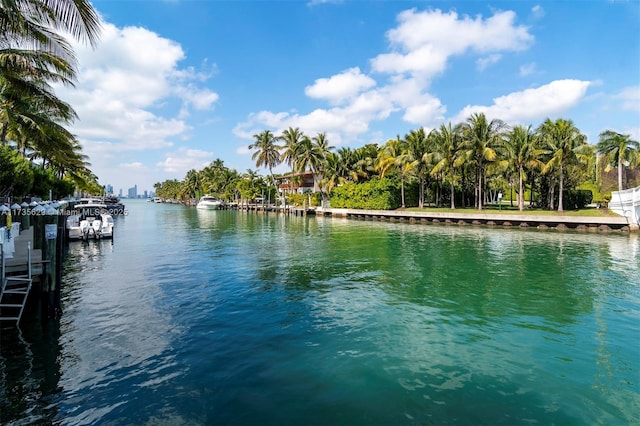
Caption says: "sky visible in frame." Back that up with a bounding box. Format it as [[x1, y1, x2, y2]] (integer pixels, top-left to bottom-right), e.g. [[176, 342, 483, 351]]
[[54, 0, 640, 196]]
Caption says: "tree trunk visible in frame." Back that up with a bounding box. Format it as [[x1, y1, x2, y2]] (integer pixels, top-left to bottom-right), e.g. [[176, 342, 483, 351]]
[[558, 164, 564, 212], [450, 180, 455, 209], [518, 166, 524, 211], [618, 157, 623, 192], [401, 177, 406, 208]]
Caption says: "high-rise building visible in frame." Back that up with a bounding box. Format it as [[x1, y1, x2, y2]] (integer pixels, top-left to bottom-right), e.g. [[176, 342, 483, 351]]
[[118, 188, 123, 197], [127, 184, 137, 199], [105, 184, 113, 195]]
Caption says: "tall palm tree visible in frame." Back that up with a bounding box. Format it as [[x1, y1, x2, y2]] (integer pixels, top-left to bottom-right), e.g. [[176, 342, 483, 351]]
[[295, 135, 320, 174], [312, 132, 333, 159], [503, 125, 546, 211], [1, 0, 101, 141], [310, 132, 333, 193], [279, 126, 304, 174], [375, 136, 413, 208], [596, 130, 640, 192], [460, 112, 506, 210], [249, 129, 281, 184], [405, 128, 431, 208], [429, 122, 464, 209], [1, 0, 101, 193], [537, 118, 588, 212]]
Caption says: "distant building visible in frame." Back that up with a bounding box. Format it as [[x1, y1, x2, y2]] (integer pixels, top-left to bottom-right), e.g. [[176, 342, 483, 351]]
[[118, 188, 123, 198], [143, 190, 148, 198], [127, 184, 137, 199], [105, 184, 113, 195]]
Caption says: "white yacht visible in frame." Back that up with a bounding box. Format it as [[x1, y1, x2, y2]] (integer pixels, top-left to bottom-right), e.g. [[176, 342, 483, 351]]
[[196, 196, 224, 210], [67, 203, 114, 240]]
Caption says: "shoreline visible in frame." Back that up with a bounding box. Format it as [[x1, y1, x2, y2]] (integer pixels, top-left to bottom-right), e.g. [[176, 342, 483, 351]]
[[315, 207, 636, 233]]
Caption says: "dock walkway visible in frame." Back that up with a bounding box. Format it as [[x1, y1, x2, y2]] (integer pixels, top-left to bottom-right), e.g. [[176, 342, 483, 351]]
[[1, 225, 45, 323], [315, 208, 635, 232]]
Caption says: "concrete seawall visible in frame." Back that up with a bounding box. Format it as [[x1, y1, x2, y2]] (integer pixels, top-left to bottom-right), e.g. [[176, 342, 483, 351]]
[[315, 208, 635, 233]]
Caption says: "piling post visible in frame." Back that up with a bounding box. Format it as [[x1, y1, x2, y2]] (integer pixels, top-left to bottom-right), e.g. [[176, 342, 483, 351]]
[[32, 205, 60, 319], [0, 205, 7, 227], [20, 202, 30, 229], [10, 203, 22, 231]]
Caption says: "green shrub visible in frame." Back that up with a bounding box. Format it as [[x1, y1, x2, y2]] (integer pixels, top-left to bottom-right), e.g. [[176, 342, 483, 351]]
[[564, 189, 593, 209], [330, 177, 400, 209]]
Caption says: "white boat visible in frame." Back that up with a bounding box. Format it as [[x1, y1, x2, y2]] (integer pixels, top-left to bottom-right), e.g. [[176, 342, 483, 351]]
[[196, 196, 224, 210], [66, 203, 114, 240], [153, 197, 163, 203]]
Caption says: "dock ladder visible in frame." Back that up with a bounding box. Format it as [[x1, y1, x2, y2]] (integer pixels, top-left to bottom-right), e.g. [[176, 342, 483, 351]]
[[0, 241, 33, 324]]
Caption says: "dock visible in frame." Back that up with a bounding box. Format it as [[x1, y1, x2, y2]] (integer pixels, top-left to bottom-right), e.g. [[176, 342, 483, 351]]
[[315, 208, 635, 232], [1, 225, 49, 323]]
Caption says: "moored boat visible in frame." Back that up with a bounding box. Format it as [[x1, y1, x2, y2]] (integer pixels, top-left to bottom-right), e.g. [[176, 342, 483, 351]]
[[66, 203, 114, 240], [196, 196, 224, 210]]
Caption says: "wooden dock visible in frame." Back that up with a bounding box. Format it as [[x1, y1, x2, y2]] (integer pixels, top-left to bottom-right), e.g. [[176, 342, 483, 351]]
[[1, 225, 49, 323], [3, 226, 46, 276]]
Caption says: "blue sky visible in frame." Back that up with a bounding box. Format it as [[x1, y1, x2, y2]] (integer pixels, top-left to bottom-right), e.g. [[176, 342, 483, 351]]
[[56, 0, 639, 195]]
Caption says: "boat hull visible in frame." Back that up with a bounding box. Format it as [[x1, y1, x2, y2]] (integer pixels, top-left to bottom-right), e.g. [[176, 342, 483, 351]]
[[196, 202, 222, 210]]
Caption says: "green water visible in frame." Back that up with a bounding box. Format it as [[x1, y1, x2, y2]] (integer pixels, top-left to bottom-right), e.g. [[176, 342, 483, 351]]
[[1, 201, 639, 424]]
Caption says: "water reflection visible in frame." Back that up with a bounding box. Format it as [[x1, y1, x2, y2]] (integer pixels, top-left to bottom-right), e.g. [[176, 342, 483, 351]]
[[2, 205, 638, 425], [53, 204, 189, 424]]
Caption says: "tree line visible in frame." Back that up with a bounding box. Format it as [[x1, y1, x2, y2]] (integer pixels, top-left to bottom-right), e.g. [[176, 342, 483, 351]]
[[0, 0, 103, 199], [155, 112, 639, 212]]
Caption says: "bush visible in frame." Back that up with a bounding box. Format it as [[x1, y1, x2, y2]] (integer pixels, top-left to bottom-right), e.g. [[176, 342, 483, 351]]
[[330, 177, 401, 209], [564, 189, 593, 209]]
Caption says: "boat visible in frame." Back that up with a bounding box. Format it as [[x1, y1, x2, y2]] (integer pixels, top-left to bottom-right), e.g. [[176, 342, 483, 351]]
[[196, 195, 224, 210], [66, 203, 114, 240], [102, 196, 126, 215], [153, 197, 163, 203]]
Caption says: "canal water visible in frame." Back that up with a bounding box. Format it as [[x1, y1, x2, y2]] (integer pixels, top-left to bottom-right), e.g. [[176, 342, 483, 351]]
[[1, 200, 639, 425]]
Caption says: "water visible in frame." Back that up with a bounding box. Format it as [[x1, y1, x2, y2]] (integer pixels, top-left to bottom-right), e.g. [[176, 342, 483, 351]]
[[1, 200, 639, 425]]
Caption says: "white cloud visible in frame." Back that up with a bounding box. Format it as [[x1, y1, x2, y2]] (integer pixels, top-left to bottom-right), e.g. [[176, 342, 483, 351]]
[[156, 148, 214, 174], [614, 86, 640, 112], [304, 67, 376, 104], [307, 0, 343, 6], [454, 79, 592, 123], [531, 5, 545, 19], [55, 21, 218, 152], [476, 54, 502, 71], [120, 162, 148, 171], [371, 8, 533, 79], [235, 7, 534, 153], [519, 62, 537, 76]]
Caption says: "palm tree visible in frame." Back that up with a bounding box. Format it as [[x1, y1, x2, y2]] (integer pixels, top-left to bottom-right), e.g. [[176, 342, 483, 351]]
[[295, 135, 321, 174], [503, 125, 546, 211], [429, 122, 464, 209], [182, 169, 203, 199], [311, 132, 333, 194], [460, 112, 506, 210], [1, 0, 101, 49], [279, 127, 304, 174], [1, 0, 101, 194], [596, 130, 640, 192], [249, 129, 281, 183], [320, 149, 355, 198], [375, 136, 413, 208], [405, 128, 431, 208], [1, 0, 101, 142], [537, 118, 588, 212]]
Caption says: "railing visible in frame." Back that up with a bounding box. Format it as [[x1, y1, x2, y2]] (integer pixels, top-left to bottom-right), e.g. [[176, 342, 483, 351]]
[[609, 186, 640, 226]]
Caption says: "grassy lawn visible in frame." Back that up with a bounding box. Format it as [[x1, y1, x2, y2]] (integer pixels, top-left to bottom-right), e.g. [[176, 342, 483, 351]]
[[402, 204, 618, 217]]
